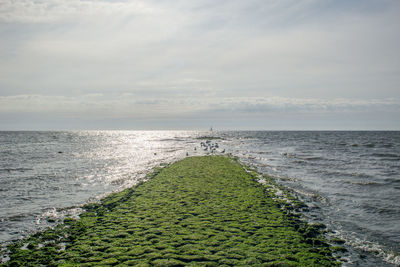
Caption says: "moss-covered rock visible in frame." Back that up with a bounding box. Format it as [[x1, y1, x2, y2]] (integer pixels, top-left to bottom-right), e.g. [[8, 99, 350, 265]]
[[2, 156, 339, 266]]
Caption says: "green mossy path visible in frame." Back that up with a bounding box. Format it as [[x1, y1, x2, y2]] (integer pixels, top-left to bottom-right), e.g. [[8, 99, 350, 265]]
[[3, 156, 339, 266]]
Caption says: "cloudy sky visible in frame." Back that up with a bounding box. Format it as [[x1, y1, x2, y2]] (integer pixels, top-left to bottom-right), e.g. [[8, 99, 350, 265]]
[[0, 0, 399, 130]]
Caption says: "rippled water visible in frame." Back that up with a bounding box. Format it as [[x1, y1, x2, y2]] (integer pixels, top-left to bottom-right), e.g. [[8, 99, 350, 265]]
[[1, 131, 399, 266], [0, 131, 203, 244], [219, 131, 400, 266]]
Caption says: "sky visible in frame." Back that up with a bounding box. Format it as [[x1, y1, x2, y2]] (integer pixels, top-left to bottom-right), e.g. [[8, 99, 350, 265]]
[[0, 0, 399, 130]]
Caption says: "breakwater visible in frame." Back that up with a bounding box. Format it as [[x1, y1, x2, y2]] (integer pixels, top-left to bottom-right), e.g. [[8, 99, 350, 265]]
[[2, 156, 340, 266]]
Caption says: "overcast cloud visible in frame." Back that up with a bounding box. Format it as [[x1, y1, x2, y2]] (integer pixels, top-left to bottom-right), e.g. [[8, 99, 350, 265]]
[[0, 0, 399, 130]]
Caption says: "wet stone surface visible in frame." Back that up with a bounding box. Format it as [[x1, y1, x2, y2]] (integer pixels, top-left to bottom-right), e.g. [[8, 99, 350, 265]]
[[2, 156, 340, 266]]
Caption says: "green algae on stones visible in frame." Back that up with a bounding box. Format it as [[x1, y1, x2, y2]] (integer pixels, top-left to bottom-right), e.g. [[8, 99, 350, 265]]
[[2, 156, 340, 266]]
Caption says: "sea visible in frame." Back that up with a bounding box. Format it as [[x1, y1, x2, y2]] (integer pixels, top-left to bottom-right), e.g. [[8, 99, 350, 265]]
[[0, 131, 399, 266]]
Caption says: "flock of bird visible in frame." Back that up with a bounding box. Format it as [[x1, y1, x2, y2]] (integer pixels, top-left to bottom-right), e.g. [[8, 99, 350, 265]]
[[186, 140, 225, 157], [200, 140, 225, 153]]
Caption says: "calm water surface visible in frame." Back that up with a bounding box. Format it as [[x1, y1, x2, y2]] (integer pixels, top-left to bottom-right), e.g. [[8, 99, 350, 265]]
[[1, 131, 399, 266]]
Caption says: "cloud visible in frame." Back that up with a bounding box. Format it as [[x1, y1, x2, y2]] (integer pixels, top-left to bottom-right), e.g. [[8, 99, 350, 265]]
[[0, 0, 159, 23], [1, 0, 399, 129], [1, 94, 398, 118], [2, 0, 399, 97], [1, 94, 399, 130]]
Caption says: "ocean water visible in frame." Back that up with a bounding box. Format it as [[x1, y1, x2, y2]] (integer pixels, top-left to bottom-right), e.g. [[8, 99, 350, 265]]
[[1, 131, 399, 266], [220, 131, 400, 266]]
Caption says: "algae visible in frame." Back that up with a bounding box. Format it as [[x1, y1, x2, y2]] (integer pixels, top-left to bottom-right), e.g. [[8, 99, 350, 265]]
[[2, 156, 341, 266]]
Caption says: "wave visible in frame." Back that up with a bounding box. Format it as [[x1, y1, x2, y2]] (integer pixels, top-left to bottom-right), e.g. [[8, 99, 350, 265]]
[[281, 152, 296, 157], [277, 176, 299, 182], [0, 168, 33, 173], [377, 207, 400, 215], [349, 172, 372, 178], [159, 138, 181, 142], [384, 178, 400, 184], [290, 188, 330, 205], [341, 180, 380, 186], [341, 233, 400, 266], [294, 156, 324, 161], [370, 153, 400, 160], [2, 213, 28, 222], [281, 152, 326, 162], [363, 143, 376, 148], [253, 151, 272, 155]]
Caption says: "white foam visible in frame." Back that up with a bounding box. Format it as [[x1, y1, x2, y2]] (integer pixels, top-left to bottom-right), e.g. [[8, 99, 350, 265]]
[[338, 232, 400, 266]]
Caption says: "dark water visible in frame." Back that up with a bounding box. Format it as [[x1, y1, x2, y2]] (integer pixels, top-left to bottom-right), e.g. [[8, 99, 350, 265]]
[[1, 131, 399, 266]]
